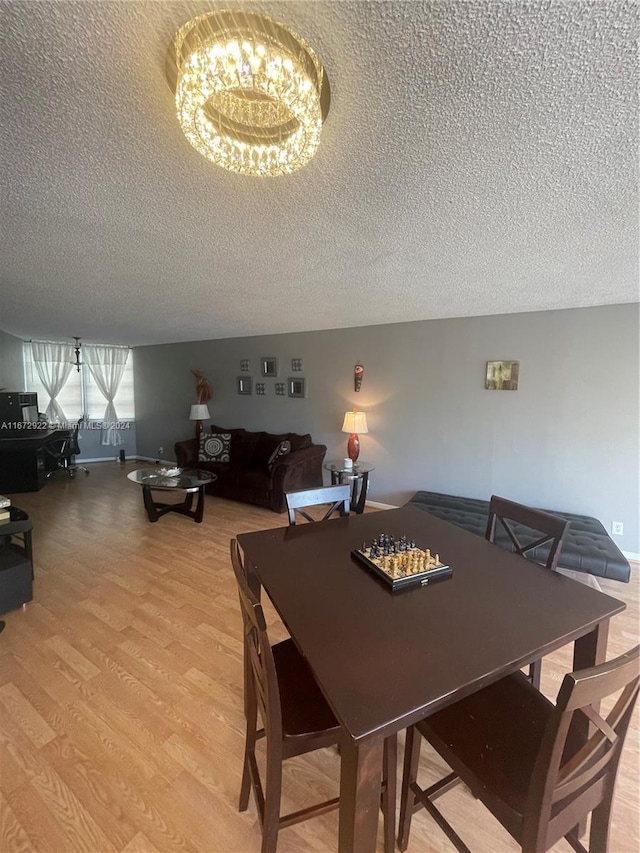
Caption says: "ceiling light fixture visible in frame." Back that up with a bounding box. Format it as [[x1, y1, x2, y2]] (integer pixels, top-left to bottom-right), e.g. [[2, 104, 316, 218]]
[[166, 10, 331, 177]]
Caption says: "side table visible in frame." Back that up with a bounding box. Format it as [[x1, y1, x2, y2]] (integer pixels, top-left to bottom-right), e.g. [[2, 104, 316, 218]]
[[324, 461, 374, 514]]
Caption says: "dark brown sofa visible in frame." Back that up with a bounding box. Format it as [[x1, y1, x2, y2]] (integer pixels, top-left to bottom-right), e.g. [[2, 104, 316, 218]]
[[174, 425, 327, 513]]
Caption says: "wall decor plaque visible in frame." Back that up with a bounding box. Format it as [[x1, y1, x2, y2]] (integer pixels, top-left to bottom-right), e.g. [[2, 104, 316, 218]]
[[485, 360, 519, 390]]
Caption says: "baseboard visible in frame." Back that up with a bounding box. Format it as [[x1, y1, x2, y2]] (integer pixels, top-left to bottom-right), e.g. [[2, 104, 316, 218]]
[[622, 550, 640, 562]]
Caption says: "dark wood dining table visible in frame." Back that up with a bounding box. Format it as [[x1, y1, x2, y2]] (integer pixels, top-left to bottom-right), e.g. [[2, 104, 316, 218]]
[[237, 505, 625, 853]]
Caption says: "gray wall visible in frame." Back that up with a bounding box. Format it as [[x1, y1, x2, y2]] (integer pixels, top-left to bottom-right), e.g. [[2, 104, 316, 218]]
[[134, 304, 639, 553], [74, 424, 138, 461], [0, 328, 25, 389]]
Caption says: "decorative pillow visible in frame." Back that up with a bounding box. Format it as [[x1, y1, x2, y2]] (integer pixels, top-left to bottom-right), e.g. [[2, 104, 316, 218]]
[[267, 440, 291, 471], [254, 433, 290, 467], [198, 432, 231, 463]]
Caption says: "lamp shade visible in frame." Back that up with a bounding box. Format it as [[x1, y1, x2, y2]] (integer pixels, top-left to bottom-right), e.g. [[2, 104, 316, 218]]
[[342, 410, 368, 434], [190, 404, 210, 420]]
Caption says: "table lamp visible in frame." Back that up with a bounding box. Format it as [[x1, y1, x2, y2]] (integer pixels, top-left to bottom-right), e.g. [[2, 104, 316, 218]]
[[190, 403, 210, 441], [341, 409, 368, 463]]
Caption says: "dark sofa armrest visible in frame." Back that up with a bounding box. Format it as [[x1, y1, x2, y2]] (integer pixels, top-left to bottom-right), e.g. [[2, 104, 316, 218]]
[[270, 444, 327, 512], [175, 438, 198, 467]]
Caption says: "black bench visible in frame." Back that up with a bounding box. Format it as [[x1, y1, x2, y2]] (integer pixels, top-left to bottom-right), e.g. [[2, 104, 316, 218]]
[[406, 491, 630, 583]]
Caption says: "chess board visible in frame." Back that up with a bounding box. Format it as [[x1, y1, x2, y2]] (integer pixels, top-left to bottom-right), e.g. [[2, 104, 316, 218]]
[[351, 534, 453, 591]]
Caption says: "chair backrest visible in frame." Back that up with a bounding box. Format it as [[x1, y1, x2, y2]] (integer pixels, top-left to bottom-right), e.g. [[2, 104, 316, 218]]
[[230, 539, 282, 743], [45, 434, 70, 465], [485, 494, 569, 571], [68, 420, 82, 457], [526, 645, 639, 849], [285, 484, 351, 526]]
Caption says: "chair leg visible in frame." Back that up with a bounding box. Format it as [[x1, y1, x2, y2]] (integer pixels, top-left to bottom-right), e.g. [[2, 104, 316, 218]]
[[239, 713, 257, 812], [398, 725, 422, 852], [382, 734, 397, 853], [261, 741, 283, 853], [239, 684, 259, 812], [588, 797, 614, 853]]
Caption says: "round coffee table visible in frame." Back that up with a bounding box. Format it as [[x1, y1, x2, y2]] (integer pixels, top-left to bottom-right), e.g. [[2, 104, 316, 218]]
[[127, 467, 217, 523]]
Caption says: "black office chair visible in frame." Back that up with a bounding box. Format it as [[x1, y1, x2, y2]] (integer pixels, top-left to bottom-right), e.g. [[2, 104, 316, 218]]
[[45, 420, 89, 479]]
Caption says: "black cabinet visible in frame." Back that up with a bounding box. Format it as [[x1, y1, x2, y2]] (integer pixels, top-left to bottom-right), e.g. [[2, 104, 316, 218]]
[[0, 506, 34, 614], [0, 547, 32, 614]]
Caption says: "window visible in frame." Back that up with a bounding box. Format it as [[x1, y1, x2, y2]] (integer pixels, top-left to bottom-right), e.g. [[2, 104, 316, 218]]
[[23, 342, 135, 421]]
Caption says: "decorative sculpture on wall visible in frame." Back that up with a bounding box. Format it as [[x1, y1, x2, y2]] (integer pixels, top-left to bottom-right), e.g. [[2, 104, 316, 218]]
[[354, 363, 364, 392], [191, 368, 213, 403]]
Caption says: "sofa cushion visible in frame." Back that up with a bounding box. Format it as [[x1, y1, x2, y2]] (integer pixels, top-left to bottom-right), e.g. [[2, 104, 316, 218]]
[[288, 432, 312, 452], [254, 433, 290, 469], [231, 430, 262, 466], [267, 439, 291, 471], [199, 432, 231, 463]]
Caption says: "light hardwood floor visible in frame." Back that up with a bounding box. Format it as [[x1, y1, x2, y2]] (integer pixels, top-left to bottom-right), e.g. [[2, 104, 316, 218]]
[[0, 462, 638, 853]]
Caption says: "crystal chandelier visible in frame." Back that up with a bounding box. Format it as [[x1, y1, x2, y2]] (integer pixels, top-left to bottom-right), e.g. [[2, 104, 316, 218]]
[[166, 10, 331, 177]]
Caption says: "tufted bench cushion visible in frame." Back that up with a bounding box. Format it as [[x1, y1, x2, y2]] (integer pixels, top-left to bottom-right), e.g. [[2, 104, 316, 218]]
[[407, 491, 630, 583]]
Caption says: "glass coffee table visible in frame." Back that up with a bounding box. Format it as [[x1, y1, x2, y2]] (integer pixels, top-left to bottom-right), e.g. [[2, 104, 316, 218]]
[[127, 467, 217, 523]]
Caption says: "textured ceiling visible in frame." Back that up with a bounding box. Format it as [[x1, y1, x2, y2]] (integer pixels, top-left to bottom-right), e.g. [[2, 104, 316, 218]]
[[0, 0, 637, 346]]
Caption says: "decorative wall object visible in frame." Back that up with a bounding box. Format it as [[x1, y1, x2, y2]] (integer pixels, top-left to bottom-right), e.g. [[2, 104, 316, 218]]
[[354, 363, 364, 392], [485, 361, 519, 391], [191, 368, 213, 403], [275, 383, 286, 396], [240, 360, 250, 372], [261, 357, 278, 377], [256, 382, 266, 395], [291, 358, 303, 371], [288, 377, 306, 398], [237, 377, 252, 395]]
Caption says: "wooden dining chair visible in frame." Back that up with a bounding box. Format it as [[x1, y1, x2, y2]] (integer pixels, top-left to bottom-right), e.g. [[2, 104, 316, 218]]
[[398, 645, 639, 853], [230, 539, 396, 853], [485, 495, 570, 687], [285, 484, 351, 525]]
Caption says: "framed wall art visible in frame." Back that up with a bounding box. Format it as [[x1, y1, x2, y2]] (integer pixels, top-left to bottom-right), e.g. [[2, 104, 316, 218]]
[[288, 377, 306, 398], [275, 383, 286, 396], [261, 357, 278, 377], [237, 376, 253, 395], [485, 361, 519, 391], [256, 382, 266, 395]]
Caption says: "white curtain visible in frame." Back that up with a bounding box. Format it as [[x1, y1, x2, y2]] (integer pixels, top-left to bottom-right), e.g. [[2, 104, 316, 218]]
[[31, 341, 74, 423], [84, 345, 129, 446]]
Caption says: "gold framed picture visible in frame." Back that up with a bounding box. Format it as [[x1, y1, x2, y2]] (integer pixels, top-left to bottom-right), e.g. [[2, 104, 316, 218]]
[[486, 361, 519, 391]]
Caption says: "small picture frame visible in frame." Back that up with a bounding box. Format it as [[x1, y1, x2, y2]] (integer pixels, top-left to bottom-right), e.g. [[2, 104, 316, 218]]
[[275, 383, 286, 396], [485, 361, 519, 391], [240, 359, 250, 372], [237, 376, 252, 395], [256, 382, 266, 395], [291, 358, 303, 372], [261, 357, 278, 377], [288, 377, 306, 398]]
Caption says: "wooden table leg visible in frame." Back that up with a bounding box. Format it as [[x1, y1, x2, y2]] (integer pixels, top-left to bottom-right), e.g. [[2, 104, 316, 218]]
[[339, 734, 384, 853], [573, 619, 609, 673]]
